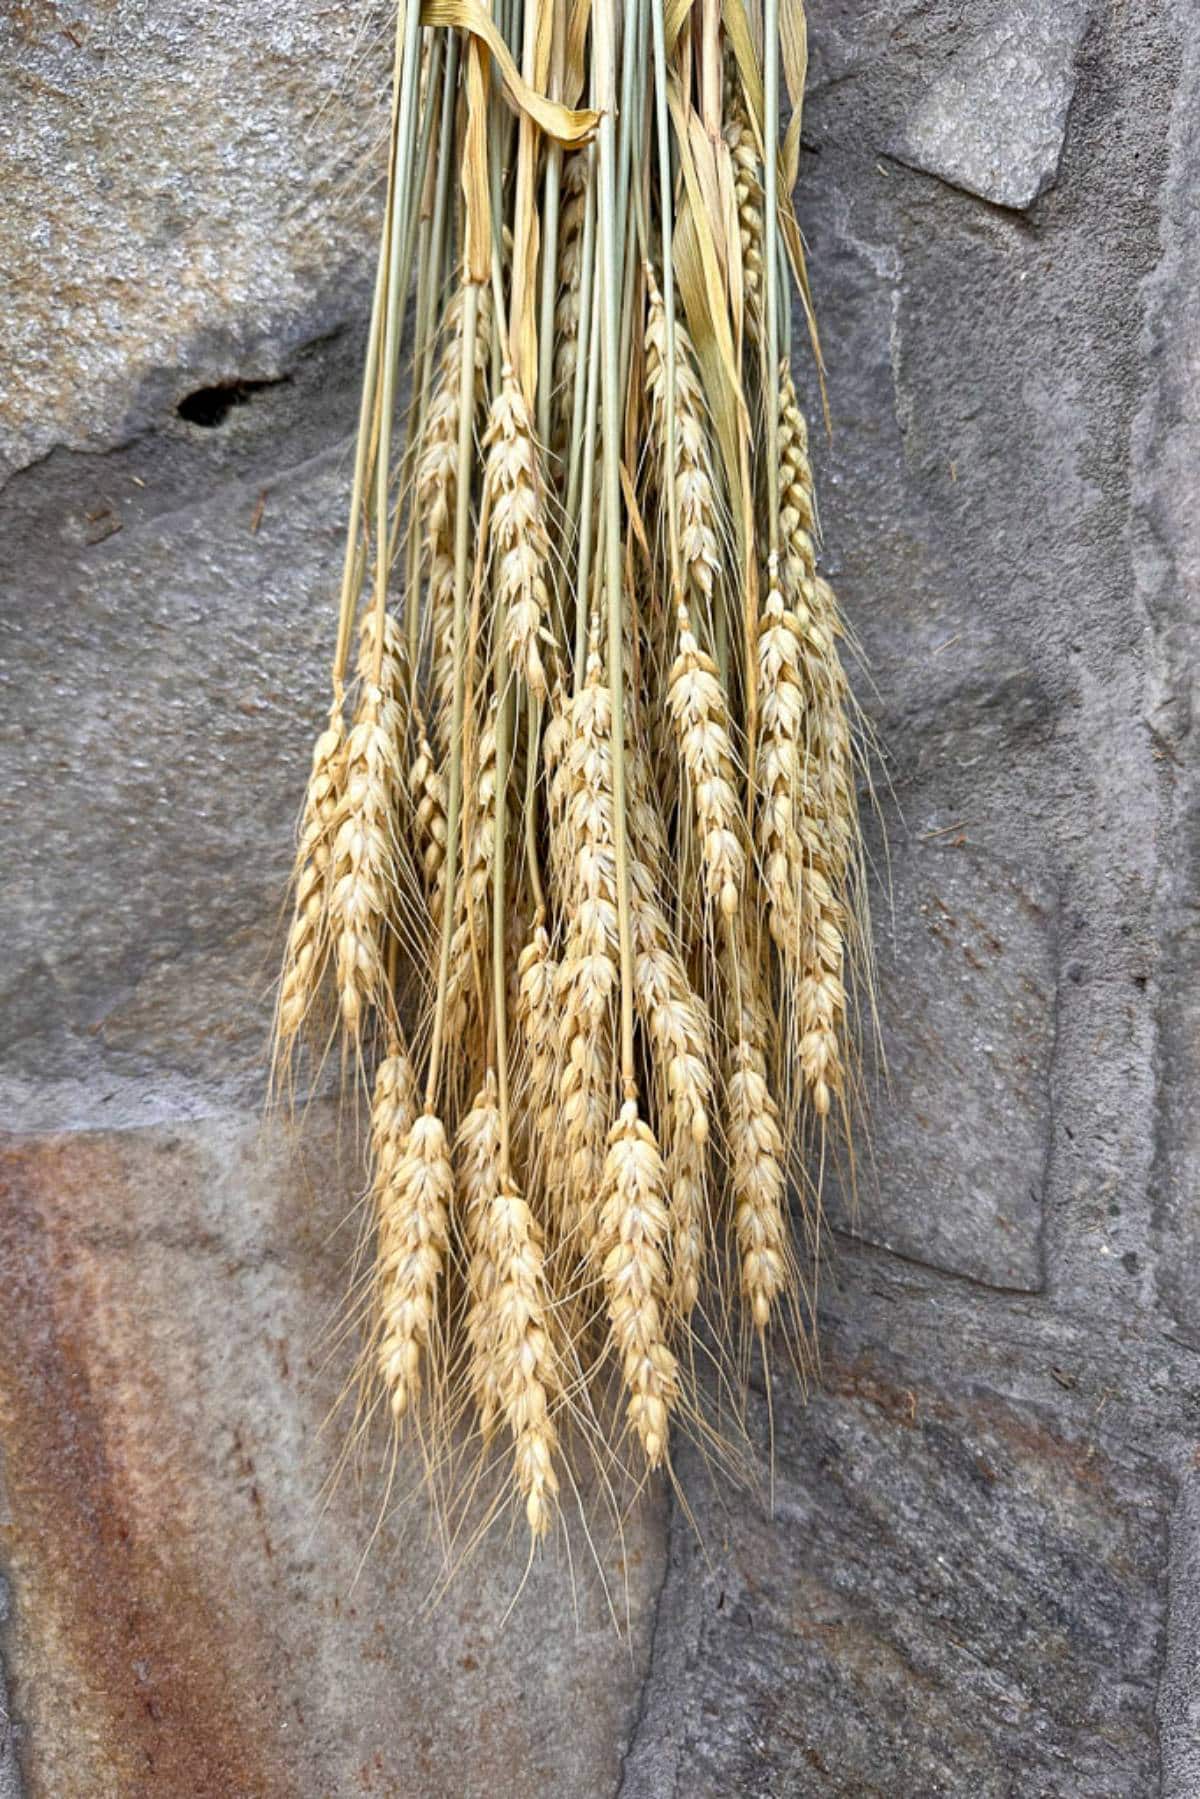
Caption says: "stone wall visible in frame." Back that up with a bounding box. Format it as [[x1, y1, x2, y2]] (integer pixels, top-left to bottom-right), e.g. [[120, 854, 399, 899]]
[[1, 1, 1196, 1793]]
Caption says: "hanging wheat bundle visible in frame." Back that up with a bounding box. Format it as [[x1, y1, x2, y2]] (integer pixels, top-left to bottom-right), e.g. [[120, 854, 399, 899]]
[[274, 0, 870, 1547]]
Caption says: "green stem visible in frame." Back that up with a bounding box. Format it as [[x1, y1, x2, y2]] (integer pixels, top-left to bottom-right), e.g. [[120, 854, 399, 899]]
[[331, 52, 407, 693], [406, 34, 462, 682], [371, 0, 427, 686], [536, 0, 567, 449], [564, 146, 597, 518], [649, 0, 681, 605], [573, 257, 602, 688], [763, 0, 782, 568], [596, 0, 637, 1094]]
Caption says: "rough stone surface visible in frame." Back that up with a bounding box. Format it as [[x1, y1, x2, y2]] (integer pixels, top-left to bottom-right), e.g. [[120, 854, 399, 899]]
[[2, 0, 1199, 1794], [0, 0, 388, 482], [831, 828, 1055, 1290], [892, 5, 1090, 210]]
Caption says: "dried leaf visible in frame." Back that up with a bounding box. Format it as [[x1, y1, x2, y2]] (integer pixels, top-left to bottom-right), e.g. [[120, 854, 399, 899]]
[[421, 0, 601, 143]]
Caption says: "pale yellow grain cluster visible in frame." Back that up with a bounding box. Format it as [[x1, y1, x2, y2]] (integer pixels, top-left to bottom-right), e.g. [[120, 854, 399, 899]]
[[273, 0, 871, 1552]]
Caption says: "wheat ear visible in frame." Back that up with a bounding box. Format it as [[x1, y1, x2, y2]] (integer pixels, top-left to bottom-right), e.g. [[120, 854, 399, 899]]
[[370, 1041, 419, 1191], [515, 917, 559, 1181], [376, 1110, 454, 1422], [756, 570, 807, 948], [408, 722, 449, 924], [627, 765, 714, 1319], [724, 926, 790, 1331], [666, 618, 746, 921], [645, 277, 723, 627], [552, 659, 619, 1232], [274, 704, 345, 1072], [478, 1179, 561, 1537], [593, 1100, 678, 1468], [418, 285, 493, 755], [483, 367, 554, 700], [551, 149, 590, 466], [779, 365, 859, 1116], [724, 88, 765, 345], [329, 680, 402, 1034]]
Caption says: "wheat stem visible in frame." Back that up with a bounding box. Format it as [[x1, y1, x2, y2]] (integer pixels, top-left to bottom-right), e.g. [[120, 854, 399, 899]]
[[372, 0, 427, 686], [595, 0, 637, 1094], [763, 0, 782, 570]]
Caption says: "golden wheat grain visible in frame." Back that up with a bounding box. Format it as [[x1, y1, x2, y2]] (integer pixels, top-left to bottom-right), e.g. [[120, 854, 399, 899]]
[[627, 770, 713, 1319], [376, 1109, 454, 1421], [756, 572, 807, 947], [593, 1100, 678, 1467], [724, 926, 790, 1330], [666, 620, 746, 920], [329, 681, 402, 1033], [777, 365, 859, 1117], [483, 369, 555, 700], [275, 707, 345, 1064], [370, 1041, 419, 1189], [552, 150, 589, 465], [724, 95, 765, 342], [645, 280, 722, 623], [417, 286, 493, 755], [408, 724, 449, 922], [515, 918, 559, 1175], [551, 661, 620, 1230], [478, 1179, 560, 1537]]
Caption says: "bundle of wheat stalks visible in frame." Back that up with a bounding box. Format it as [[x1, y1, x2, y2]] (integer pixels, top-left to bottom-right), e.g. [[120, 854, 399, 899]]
[[275, 0, 869, 1546]]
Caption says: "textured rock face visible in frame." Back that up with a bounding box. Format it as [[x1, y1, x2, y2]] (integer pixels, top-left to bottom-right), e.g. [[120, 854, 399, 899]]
[[2, 2, 1198, 1796]]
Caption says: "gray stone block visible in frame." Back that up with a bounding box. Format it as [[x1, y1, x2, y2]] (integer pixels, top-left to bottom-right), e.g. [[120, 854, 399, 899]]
[[892, 6, 1090, 210]]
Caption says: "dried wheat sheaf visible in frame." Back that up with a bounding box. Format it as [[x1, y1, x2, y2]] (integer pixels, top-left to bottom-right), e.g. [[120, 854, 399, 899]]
[[273, 0, 873, 1552]]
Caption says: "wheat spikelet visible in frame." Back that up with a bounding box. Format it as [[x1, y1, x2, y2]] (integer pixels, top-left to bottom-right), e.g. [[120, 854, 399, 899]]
[[756, 571, 807, 947], [358, 604, 407, 717], [275, 706, 345, 1068], [724, 93, 765, 343], [376, 1110, 454, 1422], [418, 285, 493, 754], [551, 661, 620, 1230], [329, 682, 401, 1033], [408, 724, 448, 923], [483, 368, 554, 700], [552, 150, 589, 466], [778, 365, 860, 1117], [666, 619, 746, 920], [645, 279, 722, 624], [515, 919, 559, 1176], [593, 1100, 678, 1468], [478, 1179, 561, 1537], [724, 927, 790, 1331], [370, 1042, 419, 1190]]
